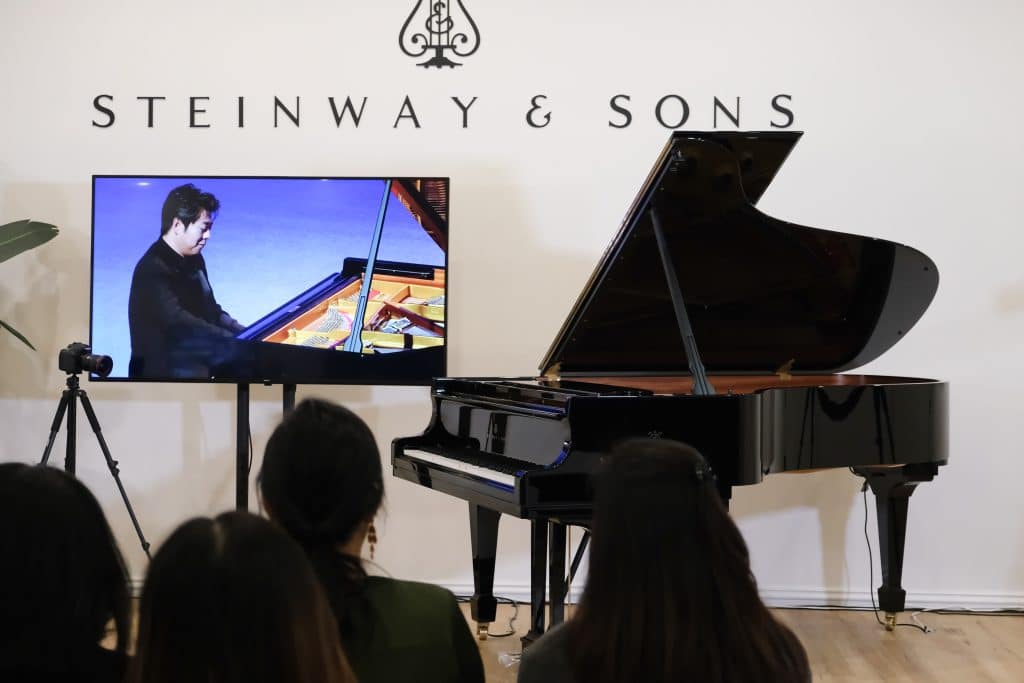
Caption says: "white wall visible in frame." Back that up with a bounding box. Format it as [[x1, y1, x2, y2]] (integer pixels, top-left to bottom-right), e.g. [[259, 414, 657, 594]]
[[2, 0, 1022, 609]]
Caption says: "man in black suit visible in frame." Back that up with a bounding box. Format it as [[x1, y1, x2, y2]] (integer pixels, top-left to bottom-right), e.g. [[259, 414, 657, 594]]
[[128, 183, 244, 378]]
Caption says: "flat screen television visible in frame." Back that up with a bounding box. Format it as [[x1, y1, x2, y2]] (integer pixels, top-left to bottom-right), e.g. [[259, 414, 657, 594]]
[[90, 176, 449, 384]]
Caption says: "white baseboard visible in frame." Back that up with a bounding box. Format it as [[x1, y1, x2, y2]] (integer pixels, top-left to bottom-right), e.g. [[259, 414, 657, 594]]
[[130, 577, 1024, 613], [443, 583, 583, 605], [758, 587, 1024, 612], [441, 583, 1024, 613]]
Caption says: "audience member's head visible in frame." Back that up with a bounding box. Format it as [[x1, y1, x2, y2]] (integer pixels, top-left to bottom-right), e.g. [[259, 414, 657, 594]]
[[131, 511, 353, 683], [259, 399, 487, 683], [0, 463, 129, 674], [568, 438, 810, 683], [258, 398, 383, 603]]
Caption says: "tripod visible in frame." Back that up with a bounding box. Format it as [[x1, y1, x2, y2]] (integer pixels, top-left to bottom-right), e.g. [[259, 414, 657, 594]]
[[40, 372, 151, 559]]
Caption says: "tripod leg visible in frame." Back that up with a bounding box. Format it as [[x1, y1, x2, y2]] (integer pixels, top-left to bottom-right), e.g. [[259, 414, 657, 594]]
[[78, 389, 152, 559], [65, 386, 77, 473], [40, 390, 72, 466]]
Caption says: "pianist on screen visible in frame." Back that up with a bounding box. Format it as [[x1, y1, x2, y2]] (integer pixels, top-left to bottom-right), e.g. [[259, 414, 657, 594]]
[[127, 183, 244, 379]]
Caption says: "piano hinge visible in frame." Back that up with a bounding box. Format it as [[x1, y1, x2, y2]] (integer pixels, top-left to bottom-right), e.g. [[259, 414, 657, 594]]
[[541, 362, 561, 383], [775, 358, 795, 381]]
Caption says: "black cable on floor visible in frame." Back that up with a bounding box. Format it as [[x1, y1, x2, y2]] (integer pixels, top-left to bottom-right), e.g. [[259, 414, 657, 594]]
[[455, 595, 520, 638]]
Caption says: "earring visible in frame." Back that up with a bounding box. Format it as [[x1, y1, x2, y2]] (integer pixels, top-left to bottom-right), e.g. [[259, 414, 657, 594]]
[[368, 522, 378, 560]]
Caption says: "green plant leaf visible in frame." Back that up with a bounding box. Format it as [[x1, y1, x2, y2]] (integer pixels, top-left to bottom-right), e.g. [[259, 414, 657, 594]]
[[0, 219, 59, 264], [0, 319, 36, 350]]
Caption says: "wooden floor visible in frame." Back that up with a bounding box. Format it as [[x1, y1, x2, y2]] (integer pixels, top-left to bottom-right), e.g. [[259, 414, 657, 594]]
[[107, 601, 1024, 681], [464, 604, 1024, 682]]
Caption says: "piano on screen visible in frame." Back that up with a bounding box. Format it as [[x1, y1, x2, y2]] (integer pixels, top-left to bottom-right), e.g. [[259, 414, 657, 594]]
[[238, 179, 448, 355], [392, 131, 948, 641]]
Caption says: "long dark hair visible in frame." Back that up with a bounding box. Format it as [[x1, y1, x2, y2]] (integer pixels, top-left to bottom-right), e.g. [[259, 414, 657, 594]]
[[568, 438, 810, 683], [258, 398, 383, 620], [131, 511, 353, 683], [0, 463, 130, 669]]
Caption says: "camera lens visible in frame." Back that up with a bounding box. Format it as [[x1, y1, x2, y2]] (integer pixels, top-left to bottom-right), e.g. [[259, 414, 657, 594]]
[[82, 353, 113, 377]]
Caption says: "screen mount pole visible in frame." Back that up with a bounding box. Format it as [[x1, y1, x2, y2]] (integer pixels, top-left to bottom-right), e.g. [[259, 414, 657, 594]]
[[236, 383, 249, 510], [283, 383, 296, 415]]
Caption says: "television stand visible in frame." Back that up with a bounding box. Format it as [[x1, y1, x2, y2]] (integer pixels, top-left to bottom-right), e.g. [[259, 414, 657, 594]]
[[235, 383, 296, 510]]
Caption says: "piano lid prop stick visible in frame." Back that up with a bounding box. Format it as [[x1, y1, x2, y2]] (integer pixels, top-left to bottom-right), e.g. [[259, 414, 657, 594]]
[[649, 206, 715, 396], [344, 179, 393, 354]]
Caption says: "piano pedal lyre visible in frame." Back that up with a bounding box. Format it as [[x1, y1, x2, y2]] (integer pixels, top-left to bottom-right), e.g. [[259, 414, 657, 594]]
[[884, 612, 897, 631], [476, 622, 489, 640]]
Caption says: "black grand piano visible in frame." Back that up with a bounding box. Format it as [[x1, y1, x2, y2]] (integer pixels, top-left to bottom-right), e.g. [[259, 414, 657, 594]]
[[392, 131, 948, 640]]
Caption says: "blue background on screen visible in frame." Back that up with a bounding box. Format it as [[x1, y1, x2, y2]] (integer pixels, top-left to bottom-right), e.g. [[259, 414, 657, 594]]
[[91, 177, 445, 379]]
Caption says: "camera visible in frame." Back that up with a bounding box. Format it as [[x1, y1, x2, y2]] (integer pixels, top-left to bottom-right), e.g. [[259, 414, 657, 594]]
[[58, 342, 113, 377]]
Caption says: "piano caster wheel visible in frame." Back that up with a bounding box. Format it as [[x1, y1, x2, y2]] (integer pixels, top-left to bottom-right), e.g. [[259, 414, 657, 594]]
[[884, 612, 897, 631], [476, 622, 489, 641]]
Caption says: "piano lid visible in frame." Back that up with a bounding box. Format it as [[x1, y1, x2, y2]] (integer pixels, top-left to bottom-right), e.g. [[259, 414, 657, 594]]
[[540, 131, 939, 377]]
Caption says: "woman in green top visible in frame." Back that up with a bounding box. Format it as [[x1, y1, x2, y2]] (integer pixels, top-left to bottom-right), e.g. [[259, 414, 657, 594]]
[[259, 398, 486, 683]]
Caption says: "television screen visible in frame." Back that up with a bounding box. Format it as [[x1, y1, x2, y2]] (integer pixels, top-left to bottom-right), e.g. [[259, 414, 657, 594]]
[[90, 176, 448, 384]]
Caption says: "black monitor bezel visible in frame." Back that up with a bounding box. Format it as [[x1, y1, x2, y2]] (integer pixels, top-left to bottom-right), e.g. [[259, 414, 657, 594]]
[[88, 174, 450, 385]]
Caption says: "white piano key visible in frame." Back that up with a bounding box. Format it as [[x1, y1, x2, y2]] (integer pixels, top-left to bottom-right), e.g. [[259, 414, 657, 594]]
[[402, 449, 517, 488]]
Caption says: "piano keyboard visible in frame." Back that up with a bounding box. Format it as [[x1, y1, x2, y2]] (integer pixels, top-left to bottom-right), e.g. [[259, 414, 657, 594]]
[[403, 449, 517, 488]]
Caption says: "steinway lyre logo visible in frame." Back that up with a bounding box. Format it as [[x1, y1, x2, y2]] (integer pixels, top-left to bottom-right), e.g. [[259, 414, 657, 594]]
[[399, 0, 481, 68]]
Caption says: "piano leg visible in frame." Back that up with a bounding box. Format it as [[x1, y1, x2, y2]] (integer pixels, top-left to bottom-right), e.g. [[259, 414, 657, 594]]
[[854, 463, 938, 630], [717, 482, 733, 509], [548, 522, 568, 627], [523, 519, 549, 647], [469, 503, 500, 640]]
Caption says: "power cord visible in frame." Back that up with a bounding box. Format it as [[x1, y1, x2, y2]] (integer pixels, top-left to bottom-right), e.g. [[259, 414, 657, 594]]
[[484, 596, 520, 638], [783, 477, 1020, 621], [455, 595, 519, 638], [859, 479, 930, 633], [787, 603, 1024, 616]]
